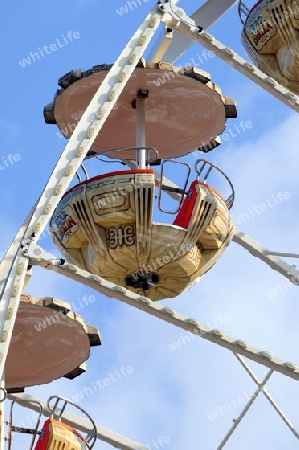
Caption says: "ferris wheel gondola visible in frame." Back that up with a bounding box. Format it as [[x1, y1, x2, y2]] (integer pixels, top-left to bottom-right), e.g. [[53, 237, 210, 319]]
[[7, 395, 97, 449], [44, 60, 237, 300], [240, 0, 299, 94]]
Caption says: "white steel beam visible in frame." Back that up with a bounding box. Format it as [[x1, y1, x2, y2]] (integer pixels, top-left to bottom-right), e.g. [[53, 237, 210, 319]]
[[135, 96, 147, 169], [148, 0, 237, 63], [27, 246, 299, 380], [149, 26, 173, 64], [161, 3, 299, 112], [217, 355, 299, 448], [0, 206, 34, 297], [233, 228, 299, 285], [0, 248, 29, 387], [218, 369, 274, 449], [235, 354, 299, 439], [7, 393, 149, 450], [0, 213, 32, 383], [0, 376, 4, 450]]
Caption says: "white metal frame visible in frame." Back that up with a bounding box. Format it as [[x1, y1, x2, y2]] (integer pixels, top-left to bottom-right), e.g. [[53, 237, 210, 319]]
[[149, 0, 238, 62], [1, 0, 299, 448]]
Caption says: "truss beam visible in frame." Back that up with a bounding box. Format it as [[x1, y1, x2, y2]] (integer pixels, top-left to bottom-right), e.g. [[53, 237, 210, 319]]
[[149, 0, 237, 63], [217, 354, 299, 448], [0, 210, 34, 384], [0, 207, 34, 297], [235, 354, 299, 439], [0, 247, 29, 385], [218, 369, 273, 449], [26, 246, 299, 380], [233, 228, 299, 285]]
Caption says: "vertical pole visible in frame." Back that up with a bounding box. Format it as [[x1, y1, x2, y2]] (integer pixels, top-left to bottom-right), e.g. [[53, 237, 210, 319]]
[[0, 376, 5, 450], [136, 92, 147, 169]]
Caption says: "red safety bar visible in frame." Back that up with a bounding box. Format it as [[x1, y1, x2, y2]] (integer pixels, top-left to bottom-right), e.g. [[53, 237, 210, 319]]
[[248, 0, 263, 14], [173, 180, 225, 229]]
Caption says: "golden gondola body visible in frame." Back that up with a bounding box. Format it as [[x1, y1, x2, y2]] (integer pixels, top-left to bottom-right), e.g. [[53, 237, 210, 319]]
[[49, 169, 234, 301], [241, 0, 299, 93]]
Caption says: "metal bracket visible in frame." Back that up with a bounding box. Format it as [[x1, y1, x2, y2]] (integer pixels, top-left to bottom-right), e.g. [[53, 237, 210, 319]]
[[27, 244, 65, 267]]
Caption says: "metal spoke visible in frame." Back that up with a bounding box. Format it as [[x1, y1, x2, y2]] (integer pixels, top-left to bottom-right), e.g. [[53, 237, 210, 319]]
[[236, 354, 299, 440], [217, 370, 273, 449]]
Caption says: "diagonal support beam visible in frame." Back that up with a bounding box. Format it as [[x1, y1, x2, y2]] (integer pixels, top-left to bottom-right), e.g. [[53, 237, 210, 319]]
[[27, 246, 299, 380], [233, 228, 299, 285], [235, 354, 299, 440], [217, 369, 273, 449], [149, 0, 238, 63]]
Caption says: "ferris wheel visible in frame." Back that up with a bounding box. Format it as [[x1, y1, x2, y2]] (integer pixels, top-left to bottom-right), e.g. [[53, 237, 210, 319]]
[[1, 0, 299, 448]]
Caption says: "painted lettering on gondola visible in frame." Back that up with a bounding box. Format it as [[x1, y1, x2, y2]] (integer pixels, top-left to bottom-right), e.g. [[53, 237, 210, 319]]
[[56, 213, 77, 243], [248, 14, 274, 47], [54, 210, 68, 228], [107, 225, 135, 249]]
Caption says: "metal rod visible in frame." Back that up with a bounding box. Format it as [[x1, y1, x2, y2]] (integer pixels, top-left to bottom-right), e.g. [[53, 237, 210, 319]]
[[217, 369, 273, 449], [265, 252, 299, 258], [235, 354, 299, 440], [0, 375, 5, 450], [136, 95, 147, 169]]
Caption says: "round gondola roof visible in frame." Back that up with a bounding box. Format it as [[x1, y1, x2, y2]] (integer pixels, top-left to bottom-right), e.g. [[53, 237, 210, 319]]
[[44, 61, 237, 159], [5, 296, 101, 390]]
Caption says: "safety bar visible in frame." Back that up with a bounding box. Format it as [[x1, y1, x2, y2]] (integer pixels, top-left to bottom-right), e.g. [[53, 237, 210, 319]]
[[238, 0, 250, 24], [47, 395, 97, 449], [195, 159, 235, 209], [158, 159, 191, 214], [7, 399, 43, 450]]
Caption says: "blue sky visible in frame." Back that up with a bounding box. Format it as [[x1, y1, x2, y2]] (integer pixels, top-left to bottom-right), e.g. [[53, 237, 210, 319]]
[[2, 0, 299, 449]]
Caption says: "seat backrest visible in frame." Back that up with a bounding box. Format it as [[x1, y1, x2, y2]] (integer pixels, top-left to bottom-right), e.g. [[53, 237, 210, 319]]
[[173, 180, 199, 229], [173, 180, 226, 229]]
